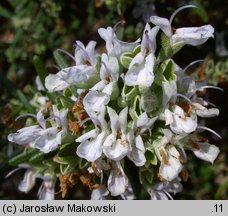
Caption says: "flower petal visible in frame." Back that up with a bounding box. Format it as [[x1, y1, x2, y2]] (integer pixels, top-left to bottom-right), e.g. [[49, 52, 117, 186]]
[[45, 73, 69, 92], [164, 109, 173, 125], [18, 170, 37, 193], [150, 16, 172, 37], [162, 79, 177, 109], [76, 129, 98, 143], [98, 27, 113, 54], [61, 65, 94, 84], [193, 142, 220, 164], [119, 106, 128, 132], [35, 127, 59, 153], [196, 108, 219, 118], [90, 80, 106, 92], [128, 135, 146, 166], [125, 53, 155, 87], [172, 25, 214, 46], [91, 185, 109, 200], [108, 163, 128, 196], [36, 109, 46, 128], [8, 125, 42, 145], [76, 131, 106, 162], [141, 24, 159, 54], [107, 107, 119, 132], [103, 134, 130, 161], [83, 91, 110, 116], [159, 156, 182, 181], [148, 189, 170, 200]]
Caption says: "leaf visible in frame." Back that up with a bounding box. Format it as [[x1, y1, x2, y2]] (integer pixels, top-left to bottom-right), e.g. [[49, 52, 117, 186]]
[[59, 96, 74, 109], [129, 95, 141, 120], [215, 180, 228, 199], [63, 88, 73, 97], [145, 151, 157, 167], [8, 149, 39, 166], [194, 6, 208, 22], [78, 158, 89, 169], [29, 149, 59, 164], [61, 130, 75, 144], [120, 54, 133, 69], [33, 55, 48, 89], [53, 50, 69, 69], [120, 45, 140, 68], [163, 59, 175, 81], [158, 34, 185, 62], [60, 163, 75, 175], [141, 89, 157, 113], [144, 84, 162, 116], [0, 5, 13, 19], [16, 90, 35, 114], [59, 156, 78, 174], [121, 85, 138, 103], [139, 167, 154, 184], [58, 143, 77, 157]]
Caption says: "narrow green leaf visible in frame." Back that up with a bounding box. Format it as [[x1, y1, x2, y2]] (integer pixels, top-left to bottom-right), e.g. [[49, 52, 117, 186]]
[[29, 149, 59, 164], [0, 5, 13, 19], [53, 50, 69, 69], [16, 90, 35, 113], [58, 143, 76, 157], [8, 149, 39, 166], [33, 55, 48, 89]]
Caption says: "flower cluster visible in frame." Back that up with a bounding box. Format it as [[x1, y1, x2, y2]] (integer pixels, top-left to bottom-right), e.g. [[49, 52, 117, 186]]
[[7, 5, 221, 200]]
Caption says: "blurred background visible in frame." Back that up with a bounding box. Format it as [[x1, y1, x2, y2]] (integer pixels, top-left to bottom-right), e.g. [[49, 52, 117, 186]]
[[0, 0, 227, 199]]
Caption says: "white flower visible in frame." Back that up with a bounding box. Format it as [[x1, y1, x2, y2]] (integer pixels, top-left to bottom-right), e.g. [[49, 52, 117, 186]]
[[8, 125, 43, 147], [159, 146, 183, 181], [193, 142, 220, 164], [74, 40, 97, 66], [91, 53, 119, 96], [98, 25, 140, 56], [120, 182, 135, 200], [18, 167, 55, 200], [165, 105, 197, 134], [83, 90, 110, 118], [45, 41, 97, 92], [76, 107, 107, 162], [91, 185, 109, 200], [38, 173, 55, 200], [45, 71, 70, 92], [162, 78, 177, 109], [124, 24, 159, 87], [150, 5, 214, 46], [125, 53, 156, 87], [18, 169, 39, 193], [103, 107, 131, 161], [192, 98, 219, 118], [107, 162, 128, 196], [148, 178, 183, 200], [128, 113, 157, 166], [8, 106, 68, 153], [188, 135, 220, 164], [172, 25, 214, 46]]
